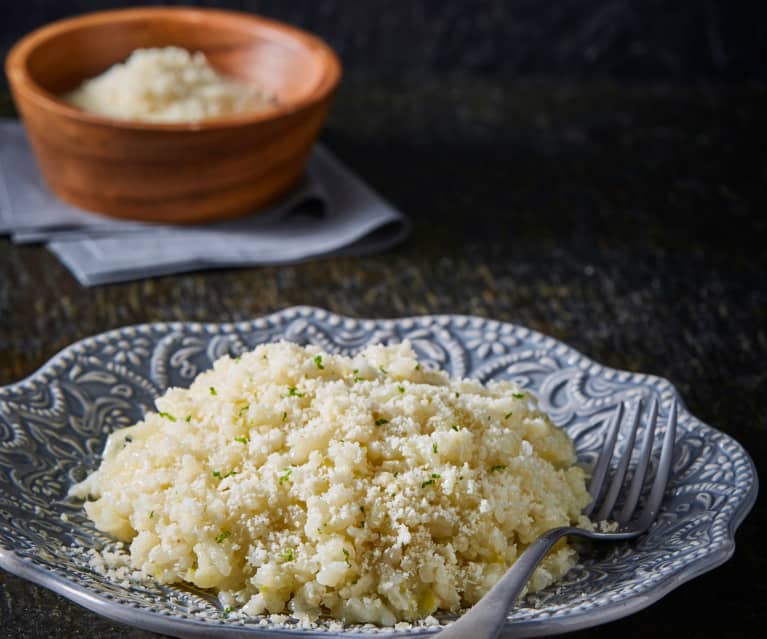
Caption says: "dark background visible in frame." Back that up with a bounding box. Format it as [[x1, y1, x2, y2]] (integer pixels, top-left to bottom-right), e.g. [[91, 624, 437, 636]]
[[1, 1, 765, 638], [1, 0, 766, 83]]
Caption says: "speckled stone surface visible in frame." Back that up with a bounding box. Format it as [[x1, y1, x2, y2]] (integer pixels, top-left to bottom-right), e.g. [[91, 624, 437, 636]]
[[0, 78, 765, 638]]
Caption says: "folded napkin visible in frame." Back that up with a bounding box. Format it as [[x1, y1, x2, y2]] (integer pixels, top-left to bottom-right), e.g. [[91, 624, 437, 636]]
[[0, 120, 409, 285]]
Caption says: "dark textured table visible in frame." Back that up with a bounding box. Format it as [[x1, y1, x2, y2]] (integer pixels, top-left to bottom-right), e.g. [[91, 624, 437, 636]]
[[1, 77, 765, 638]]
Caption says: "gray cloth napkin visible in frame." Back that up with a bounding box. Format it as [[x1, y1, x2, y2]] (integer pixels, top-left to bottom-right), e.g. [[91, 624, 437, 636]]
[[0, 119, 409, 285]]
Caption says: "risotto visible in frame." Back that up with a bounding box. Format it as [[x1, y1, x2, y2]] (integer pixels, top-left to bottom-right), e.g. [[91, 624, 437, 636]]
[[70, 341, 592, 624], [63, 46, 273, 123]]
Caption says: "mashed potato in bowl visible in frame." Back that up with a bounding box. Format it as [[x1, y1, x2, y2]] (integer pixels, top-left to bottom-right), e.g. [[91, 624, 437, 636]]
[[70, 341, 592, 625]]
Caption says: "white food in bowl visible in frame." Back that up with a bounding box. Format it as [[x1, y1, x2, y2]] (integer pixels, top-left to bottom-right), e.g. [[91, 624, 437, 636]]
[[70, 341, 592, 624], [63, 46, 273, 122]]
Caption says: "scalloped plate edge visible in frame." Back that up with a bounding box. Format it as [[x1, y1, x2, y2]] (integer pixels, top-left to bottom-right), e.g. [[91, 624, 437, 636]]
[[0, 305, 759, 639]]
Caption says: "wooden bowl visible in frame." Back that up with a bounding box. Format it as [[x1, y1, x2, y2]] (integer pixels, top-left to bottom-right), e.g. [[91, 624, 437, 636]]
[[5, 7, 341, 223]]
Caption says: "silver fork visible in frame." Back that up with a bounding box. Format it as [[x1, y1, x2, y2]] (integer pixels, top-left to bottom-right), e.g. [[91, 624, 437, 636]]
[[435, 397, 678, 639]]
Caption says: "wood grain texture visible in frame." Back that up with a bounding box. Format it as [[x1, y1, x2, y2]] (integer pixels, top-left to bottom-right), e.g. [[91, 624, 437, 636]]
[[5, 7, 341, 223]]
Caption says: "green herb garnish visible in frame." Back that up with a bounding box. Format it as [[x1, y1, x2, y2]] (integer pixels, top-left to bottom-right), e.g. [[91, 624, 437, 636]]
[[149, 510, 154, 519], [215, 530, 231, 543], [343, 548, 351, 566], [282, 411, 287, 422], [423, 472, 441, 487], [212, 470, 222, 479], [209, 386, 217, 396], [284, 548, 294, 561], [451, 424, 459, 431], [504, 412, 513, 419], [234, 436, 249, 444], [287, 386, 305, 397], [397, 385, 405, 393], [379, 365, 388, 375], [375, 418, 389, 426], [279, 467, 292, 484], [185, 415, 192, 423], [512, 392, 525, 399], [158, 411, 176, 422], [238, 405, 249, 417], [490, 465, 507, 472], [314, 355, 324, 370], [432, 443, 438, 454]]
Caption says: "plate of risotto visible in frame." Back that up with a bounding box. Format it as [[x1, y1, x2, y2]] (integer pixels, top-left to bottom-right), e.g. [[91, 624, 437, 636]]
[[0, 307, 757, 638]]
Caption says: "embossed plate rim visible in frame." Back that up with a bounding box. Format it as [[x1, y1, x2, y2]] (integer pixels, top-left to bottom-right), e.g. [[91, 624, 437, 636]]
[[0, 306, 759, 639]]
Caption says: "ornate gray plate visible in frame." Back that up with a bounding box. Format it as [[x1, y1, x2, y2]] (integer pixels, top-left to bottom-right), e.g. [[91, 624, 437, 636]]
[[0, 307, 757, 638]]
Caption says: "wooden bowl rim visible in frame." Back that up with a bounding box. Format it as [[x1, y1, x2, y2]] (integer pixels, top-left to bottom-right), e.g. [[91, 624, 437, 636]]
[[5, 6, 342, 132]]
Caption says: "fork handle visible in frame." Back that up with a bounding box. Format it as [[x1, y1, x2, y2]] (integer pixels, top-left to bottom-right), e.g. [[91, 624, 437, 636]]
[[434, 526, 574, 639]]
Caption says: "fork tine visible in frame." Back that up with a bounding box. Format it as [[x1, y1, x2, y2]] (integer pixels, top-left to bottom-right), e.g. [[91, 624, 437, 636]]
[[635, 399, 677, 529], [584, 401, 624, 517], [618, 397, 659, 523], [595, 399, 642, 522]]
